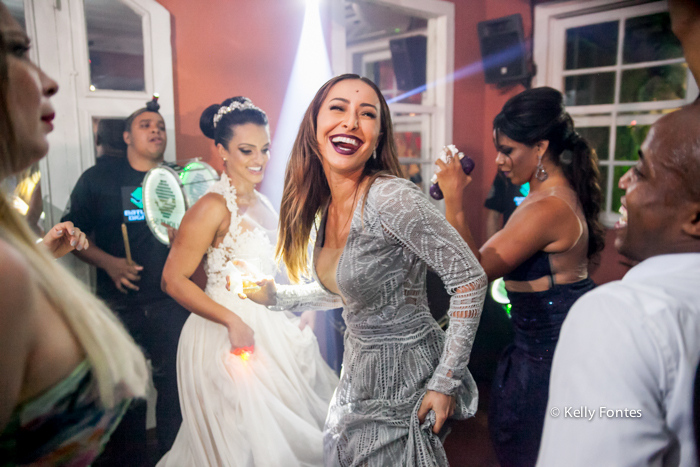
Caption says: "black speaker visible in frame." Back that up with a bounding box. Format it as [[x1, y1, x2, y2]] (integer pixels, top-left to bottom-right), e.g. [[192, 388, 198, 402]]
[[389, 35, 427, 91], [478, 14, 528, 84]]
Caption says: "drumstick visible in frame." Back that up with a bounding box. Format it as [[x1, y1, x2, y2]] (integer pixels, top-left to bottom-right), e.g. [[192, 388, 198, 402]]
[[121, 223, 133, 266]]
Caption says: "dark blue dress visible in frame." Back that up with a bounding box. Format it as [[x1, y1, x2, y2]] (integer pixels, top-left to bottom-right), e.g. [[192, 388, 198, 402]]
[[488, 250, 595, 467]]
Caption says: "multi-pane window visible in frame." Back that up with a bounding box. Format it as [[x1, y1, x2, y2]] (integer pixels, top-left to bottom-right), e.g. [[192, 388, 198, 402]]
[[540, 1, 698, 225]]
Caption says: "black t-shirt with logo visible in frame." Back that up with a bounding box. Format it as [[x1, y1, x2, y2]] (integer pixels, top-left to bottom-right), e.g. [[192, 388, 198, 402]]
[[484, 173, 527, 226], [62, 156, 170, 306]]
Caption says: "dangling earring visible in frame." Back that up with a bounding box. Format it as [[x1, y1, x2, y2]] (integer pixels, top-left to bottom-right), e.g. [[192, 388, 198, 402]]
[[535, 154, 548, 182], [372, 149, 377, 160]]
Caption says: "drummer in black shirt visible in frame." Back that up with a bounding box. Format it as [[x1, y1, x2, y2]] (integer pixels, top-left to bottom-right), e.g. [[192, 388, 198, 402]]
[[62, 98, 189, 466]]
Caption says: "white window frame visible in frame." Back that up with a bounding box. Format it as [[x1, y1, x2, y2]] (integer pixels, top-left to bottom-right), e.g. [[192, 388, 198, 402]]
[[534, 0, 698, 226], [331, 0, 454, 203]]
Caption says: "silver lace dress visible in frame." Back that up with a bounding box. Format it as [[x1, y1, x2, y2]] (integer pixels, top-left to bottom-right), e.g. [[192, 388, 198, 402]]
[[271, 177, 487, 467]]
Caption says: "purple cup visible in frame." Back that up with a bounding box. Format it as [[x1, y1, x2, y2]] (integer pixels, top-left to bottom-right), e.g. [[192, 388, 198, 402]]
[[430, 155, 475, 200]]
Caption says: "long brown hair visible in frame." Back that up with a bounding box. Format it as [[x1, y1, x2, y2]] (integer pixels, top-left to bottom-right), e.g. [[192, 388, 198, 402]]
[[277, 74, 403, 283]]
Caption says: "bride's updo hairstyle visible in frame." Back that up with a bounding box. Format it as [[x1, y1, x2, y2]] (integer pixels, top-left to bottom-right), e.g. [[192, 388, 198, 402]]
[[199, 96, 268, 148], [277, 74, 404, 283], [493, 86, 605, 259]]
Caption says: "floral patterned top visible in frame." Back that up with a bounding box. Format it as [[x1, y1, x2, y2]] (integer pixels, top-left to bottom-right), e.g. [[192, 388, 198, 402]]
[[0, 360, 130, 467]]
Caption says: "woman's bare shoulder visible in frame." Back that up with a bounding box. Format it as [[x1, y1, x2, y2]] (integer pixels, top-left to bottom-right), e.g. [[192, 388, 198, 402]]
[[185, 192, 229, 222], [511, 193, 576, 224]]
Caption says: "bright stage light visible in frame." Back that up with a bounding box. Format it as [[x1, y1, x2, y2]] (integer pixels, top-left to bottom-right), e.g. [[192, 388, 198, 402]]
[[259, 0, 332, 208]]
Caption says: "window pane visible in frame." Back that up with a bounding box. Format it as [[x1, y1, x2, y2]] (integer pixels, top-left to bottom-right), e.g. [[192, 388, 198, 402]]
[[620, 64, 688, 103], [5, 0, 26, 31], [92, 117, 127, 159], [395, 131, 422, 160], [615, 124, 650, 161], [577, 126, 610, 161], [401, 163, 425, 190], [565, 21, 618, 70], [366, 59, 422, 104], [85, 0, 145, 91], [396, 131, 424, 188], [612, 165, 633, 213], [623, 12, 682, 64], [564, 73, 616, 106]]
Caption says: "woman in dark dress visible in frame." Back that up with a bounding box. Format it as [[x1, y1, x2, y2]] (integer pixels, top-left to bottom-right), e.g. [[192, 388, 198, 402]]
[[437, 87, 605, 466]]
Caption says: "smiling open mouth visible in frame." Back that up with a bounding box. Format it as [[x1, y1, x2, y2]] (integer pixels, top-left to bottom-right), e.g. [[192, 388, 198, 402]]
[[248, 166, 263, 173], [616, 204, 628, 229], [331, 135, 363, 155]]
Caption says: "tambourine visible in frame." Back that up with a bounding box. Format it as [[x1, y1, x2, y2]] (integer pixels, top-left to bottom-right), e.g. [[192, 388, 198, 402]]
[[142, 159, 219, 245]]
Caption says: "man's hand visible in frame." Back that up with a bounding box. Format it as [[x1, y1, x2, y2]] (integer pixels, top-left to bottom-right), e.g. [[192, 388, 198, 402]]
[[42, 221, 89, 259], [417, 390, 456, 434], [104, 256, 143, 294]]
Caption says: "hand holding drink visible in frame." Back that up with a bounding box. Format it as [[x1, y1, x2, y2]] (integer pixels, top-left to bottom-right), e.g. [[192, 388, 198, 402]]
[[430, 145, 475, 200], [224, 259, 263, 297]]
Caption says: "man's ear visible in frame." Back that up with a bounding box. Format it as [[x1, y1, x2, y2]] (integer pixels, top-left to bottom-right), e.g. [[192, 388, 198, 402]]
[[681, 202, 700, 238], [123, 131, 131, 146]]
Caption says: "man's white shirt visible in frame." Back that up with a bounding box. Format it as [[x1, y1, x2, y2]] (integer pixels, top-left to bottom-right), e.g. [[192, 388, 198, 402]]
[[537, 253, 700, 467]]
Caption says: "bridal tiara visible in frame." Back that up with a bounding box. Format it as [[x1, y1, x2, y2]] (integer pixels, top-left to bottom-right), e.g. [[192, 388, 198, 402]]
[[213, 99, 264, 128]]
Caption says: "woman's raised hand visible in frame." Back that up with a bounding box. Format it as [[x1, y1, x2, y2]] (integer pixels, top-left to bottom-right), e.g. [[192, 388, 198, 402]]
[[434, 147, 472, 202]]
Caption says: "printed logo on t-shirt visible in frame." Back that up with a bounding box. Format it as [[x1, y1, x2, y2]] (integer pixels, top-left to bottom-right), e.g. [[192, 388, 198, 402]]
[[513, 182, 530, 207], [122, 186, 145, 222]]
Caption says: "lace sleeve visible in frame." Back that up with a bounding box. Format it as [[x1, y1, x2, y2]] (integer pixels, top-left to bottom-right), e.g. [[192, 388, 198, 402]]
[[268, 282, 344, 313], [373, 177, 487, 396]]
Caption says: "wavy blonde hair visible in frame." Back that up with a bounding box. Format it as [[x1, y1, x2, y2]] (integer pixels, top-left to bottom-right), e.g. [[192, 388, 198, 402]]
[[0, 30, 148, 408], [276, 74, 404, 283]]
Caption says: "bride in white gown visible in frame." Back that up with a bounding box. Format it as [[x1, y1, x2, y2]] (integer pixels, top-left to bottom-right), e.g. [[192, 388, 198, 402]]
[[157, 97, 339, 467]]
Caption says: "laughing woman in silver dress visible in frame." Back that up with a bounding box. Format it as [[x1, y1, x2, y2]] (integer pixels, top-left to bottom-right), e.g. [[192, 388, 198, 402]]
[[244, 74, 487, 466]]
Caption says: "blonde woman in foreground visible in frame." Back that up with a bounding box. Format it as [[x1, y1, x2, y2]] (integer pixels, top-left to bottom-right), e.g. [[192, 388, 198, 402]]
[[0, 5, 148, 466]]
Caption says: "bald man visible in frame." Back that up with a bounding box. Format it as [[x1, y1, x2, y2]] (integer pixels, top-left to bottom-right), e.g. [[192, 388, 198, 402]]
[[536, 104, 700, 467]]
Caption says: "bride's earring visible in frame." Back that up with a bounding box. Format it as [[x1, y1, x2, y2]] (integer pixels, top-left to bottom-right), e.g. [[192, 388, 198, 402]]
[[372, 149, 377, 160], [535, 154, 548, 182]]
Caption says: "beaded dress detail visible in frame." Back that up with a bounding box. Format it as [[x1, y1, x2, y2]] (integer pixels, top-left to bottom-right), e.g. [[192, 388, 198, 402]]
[[157, 173, 339, 467], [272, 177, 487, 467]]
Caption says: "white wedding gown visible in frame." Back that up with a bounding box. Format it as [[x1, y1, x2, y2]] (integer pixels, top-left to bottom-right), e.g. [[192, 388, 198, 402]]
[[157, 174, 339, 467]]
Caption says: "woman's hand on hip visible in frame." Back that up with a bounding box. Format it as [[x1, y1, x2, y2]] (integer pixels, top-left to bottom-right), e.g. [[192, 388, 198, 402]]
[[418, 390, 456, 434]]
